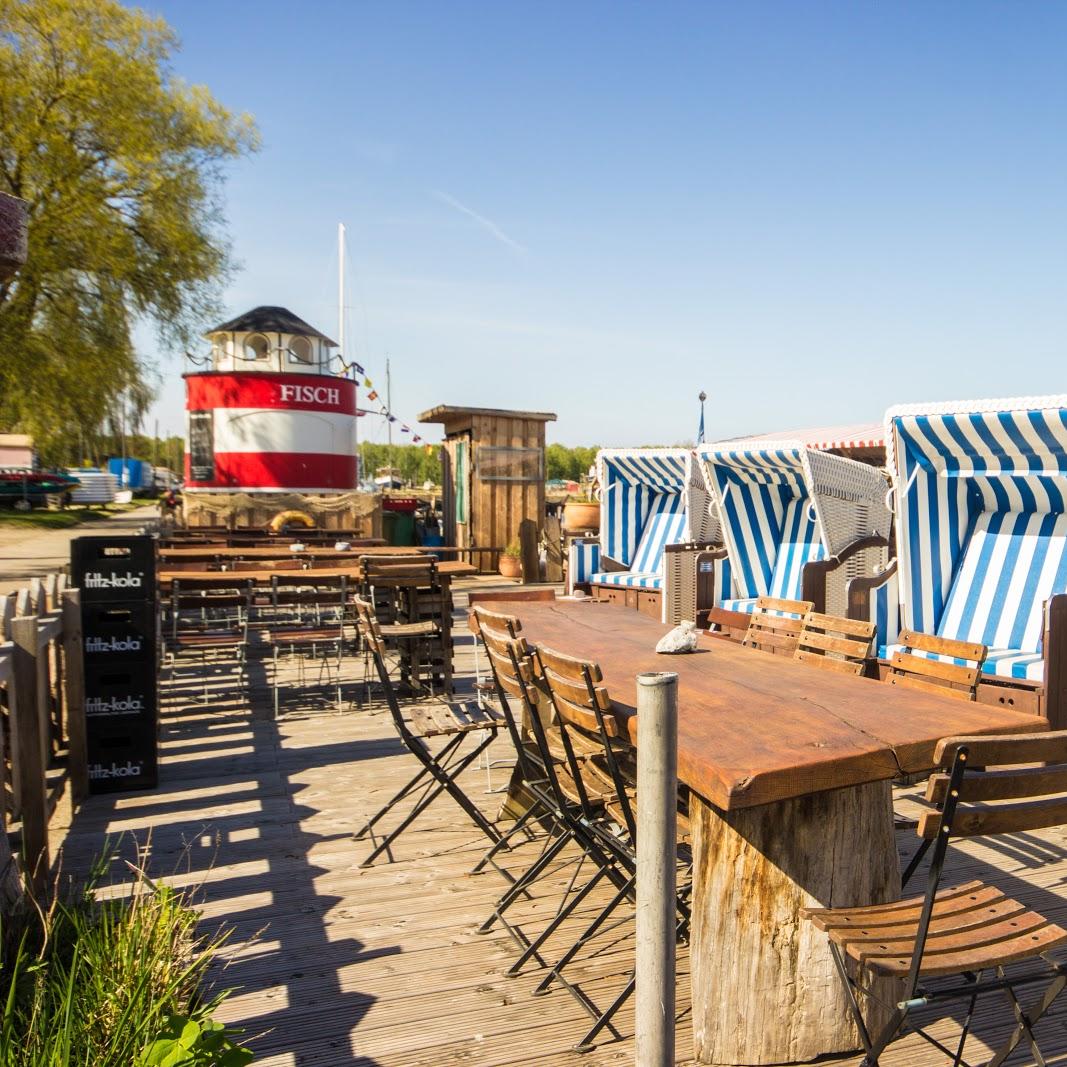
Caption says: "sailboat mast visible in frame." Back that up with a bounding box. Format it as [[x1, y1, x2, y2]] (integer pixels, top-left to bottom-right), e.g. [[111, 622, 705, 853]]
[[338, 221, 360, 480], [386, 356, 392, 448]]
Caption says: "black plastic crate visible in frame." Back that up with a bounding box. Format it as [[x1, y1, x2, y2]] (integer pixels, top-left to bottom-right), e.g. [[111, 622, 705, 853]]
[[83, 660, 157, 725], [81, 601, 156, 664], [86, 723, 158, 793], [71, 535, 156, 602]]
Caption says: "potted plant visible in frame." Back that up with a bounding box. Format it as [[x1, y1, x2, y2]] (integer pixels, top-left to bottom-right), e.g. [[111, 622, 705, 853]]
[[561, 484, 600, 534], [499, 540, 522, 579]]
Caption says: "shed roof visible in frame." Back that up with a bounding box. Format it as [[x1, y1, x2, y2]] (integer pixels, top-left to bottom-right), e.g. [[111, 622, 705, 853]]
[[419, 405, 557, 423], [206, 306, 337, 346]]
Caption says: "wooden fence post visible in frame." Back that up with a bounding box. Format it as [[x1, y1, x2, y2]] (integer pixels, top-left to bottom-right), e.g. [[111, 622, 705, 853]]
[[62, 589, 88, 802], [11, 615, 48, 896], [518, 518, 540, 584]]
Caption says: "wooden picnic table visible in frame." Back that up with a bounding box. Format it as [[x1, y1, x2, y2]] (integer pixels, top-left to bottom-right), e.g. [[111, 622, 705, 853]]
[[157, 560, 478, 584], [159, 544, 426, 562], [512, 599, 1047, 1065]]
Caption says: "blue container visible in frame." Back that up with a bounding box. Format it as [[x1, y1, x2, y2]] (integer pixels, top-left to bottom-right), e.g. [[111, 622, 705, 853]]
[[107, 458, 149, 489]]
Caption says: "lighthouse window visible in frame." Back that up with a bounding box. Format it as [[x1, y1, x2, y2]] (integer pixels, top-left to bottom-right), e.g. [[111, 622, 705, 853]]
[[288, 336, 313, 364], [241, 333, 270, 361]]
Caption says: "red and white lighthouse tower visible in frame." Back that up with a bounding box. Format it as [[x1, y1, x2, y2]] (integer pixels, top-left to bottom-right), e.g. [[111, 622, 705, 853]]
[[184, 307, 357, 492]]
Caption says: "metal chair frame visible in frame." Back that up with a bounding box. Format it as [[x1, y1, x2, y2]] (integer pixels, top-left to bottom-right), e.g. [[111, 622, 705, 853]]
[[473, 613, 634, 978], [352, 596, 503, 867], [530, 644, 692, 1052], [265, 574, 350, 718]]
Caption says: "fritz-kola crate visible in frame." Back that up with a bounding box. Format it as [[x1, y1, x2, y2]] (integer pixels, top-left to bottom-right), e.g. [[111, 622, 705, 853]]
[[71, 535, 159, 792]]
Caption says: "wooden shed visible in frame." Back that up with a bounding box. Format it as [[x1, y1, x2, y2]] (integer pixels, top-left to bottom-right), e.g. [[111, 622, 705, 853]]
[[419, 405, 556, 558]]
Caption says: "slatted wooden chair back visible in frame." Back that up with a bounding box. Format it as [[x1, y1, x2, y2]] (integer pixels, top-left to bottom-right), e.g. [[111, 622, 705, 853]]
[[360, 556, 438, 589], [232, 559, 305, 571], [921, 730, 1067, 841], [468, 605, 522, 639], [535, 644, 634, 836], [741, 596, 813, 656], [886, 628, 987, 700], [794, 612, 876, 676], [535, 645, 621, 739]]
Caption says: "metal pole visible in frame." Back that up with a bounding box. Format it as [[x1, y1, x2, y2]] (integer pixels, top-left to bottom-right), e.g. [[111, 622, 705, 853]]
[[635, 670, 678, 1067]]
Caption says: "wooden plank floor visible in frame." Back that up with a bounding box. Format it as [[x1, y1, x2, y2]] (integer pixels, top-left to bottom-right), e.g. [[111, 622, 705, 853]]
[[56, 588, 1067, 1065]]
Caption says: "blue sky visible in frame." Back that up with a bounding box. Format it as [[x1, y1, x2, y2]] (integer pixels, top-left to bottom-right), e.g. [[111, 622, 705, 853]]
[[141, 1, 1067, 447]]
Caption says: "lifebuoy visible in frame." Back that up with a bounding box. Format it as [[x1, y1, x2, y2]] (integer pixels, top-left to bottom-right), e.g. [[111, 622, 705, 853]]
[[268, 510, 316, 533]]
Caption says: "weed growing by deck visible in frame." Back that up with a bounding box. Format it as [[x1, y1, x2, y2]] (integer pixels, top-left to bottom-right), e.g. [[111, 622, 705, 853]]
[[0, 855, 251, 1065]]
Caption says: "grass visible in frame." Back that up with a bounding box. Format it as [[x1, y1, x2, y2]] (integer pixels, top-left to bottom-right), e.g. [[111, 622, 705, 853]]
[[0, 497, 155, 530], [0, 851, 252, 1065]]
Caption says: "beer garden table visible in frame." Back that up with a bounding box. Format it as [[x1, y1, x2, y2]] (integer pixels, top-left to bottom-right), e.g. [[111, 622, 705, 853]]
[[157, 560, 478, 584], [511, 599, 1047, 1065]]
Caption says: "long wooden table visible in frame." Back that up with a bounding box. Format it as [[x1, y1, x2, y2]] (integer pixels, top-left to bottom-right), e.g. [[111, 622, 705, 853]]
[[157, 560, 478, 584], [512, 599, 1046, 1065], [159, 544, 425, 562]]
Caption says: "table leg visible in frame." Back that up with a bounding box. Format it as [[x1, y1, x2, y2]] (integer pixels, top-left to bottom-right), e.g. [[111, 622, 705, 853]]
[[690, 780, 900, 1065]]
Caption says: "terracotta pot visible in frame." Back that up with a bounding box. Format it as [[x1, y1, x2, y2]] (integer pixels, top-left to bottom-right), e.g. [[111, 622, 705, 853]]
[[498, 555, 522, 579], [562, 501, 600, 533]]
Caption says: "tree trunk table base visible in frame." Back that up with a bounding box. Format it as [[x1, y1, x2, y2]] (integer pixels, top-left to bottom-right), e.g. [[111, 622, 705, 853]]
[[691, 780, 901, 1065]]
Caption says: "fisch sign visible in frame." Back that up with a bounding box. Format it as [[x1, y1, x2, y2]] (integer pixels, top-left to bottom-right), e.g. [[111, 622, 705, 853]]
[[185, 371, 357, 414]]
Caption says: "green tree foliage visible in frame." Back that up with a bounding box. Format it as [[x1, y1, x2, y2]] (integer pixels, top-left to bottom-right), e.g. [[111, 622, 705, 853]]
[[358, 443, 442, 487], [0, 0, 257, 462], [545, 443, 600, 481]]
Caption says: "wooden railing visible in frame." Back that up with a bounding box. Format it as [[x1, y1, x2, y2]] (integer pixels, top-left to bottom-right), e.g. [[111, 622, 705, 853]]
[[0, 574, 86, 893]]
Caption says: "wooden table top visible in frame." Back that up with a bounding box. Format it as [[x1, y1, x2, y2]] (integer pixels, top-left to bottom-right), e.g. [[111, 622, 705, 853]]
[[511, 600, 1047, 812], [158, 560, 478, 583], [160, 545, 425, 560]]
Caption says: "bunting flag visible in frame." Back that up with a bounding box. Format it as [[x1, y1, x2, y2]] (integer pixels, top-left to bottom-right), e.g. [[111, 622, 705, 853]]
[[364, 377, 372, 388], [400, 425, 410, 433], [366, 390, 378, 401], [352, 361, 365, 375], [413, 435, 422, 443]]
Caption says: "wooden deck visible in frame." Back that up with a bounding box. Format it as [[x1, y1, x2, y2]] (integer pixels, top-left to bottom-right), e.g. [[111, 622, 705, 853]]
[[56, 587, 1067, 1066]]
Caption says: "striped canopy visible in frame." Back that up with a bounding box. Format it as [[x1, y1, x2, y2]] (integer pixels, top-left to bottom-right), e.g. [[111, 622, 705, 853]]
[[596, 449, 718, 570], [887, 398, 1067, 675], [698, 440, 890, 604]]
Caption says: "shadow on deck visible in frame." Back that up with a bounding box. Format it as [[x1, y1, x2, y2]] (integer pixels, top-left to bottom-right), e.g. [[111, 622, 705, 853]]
[[53, 587, 1067, 1066]]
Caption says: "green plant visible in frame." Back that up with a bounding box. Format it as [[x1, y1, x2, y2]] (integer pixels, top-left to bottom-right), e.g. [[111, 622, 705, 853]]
[[503, 539, 522, 558], [0, 852, 251, 1066], [140, 1015, 253, 1067]]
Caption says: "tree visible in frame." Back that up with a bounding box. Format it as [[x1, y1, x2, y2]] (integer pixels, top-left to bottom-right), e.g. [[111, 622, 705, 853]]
[[0, 0, 258, 462]]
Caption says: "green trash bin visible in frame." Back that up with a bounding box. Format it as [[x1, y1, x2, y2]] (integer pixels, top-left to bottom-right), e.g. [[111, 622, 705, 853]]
[[382, 510, 416, 546]]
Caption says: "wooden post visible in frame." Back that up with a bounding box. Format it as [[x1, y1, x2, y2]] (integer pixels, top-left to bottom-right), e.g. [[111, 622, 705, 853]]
[[62, 590, 88, 802], [690, 781, 899, 1064], [518, 518, 539, 585], [11, 615, 48, 896], [635, 671, 678, 1067], [543, 514, 563, 583]]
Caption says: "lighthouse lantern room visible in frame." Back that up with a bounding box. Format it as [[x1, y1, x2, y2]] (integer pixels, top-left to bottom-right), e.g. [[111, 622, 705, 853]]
[[184, 306, 358, 492]]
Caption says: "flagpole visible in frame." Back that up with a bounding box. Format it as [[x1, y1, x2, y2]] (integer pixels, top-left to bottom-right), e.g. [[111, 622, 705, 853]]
[[698, 390, 707, 445]]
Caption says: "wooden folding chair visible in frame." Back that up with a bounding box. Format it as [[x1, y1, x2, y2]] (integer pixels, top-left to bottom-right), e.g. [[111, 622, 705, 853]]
[[352, 596, 503, 867], [360, 555, 452, 695], [805, 730, 1067, 1066], [165, 578, 253, 699], [886, 629, 987, 700], [529, 643, 692, 1052], [741, 596, 813, 656], [474, 614, 630, 965], [265, 573, 350, 717], [794, 612, 876, 676]]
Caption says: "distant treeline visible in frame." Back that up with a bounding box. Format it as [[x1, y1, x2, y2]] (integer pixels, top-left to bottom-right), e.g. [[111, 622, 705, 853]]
[[358, 442, 605, 487]]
